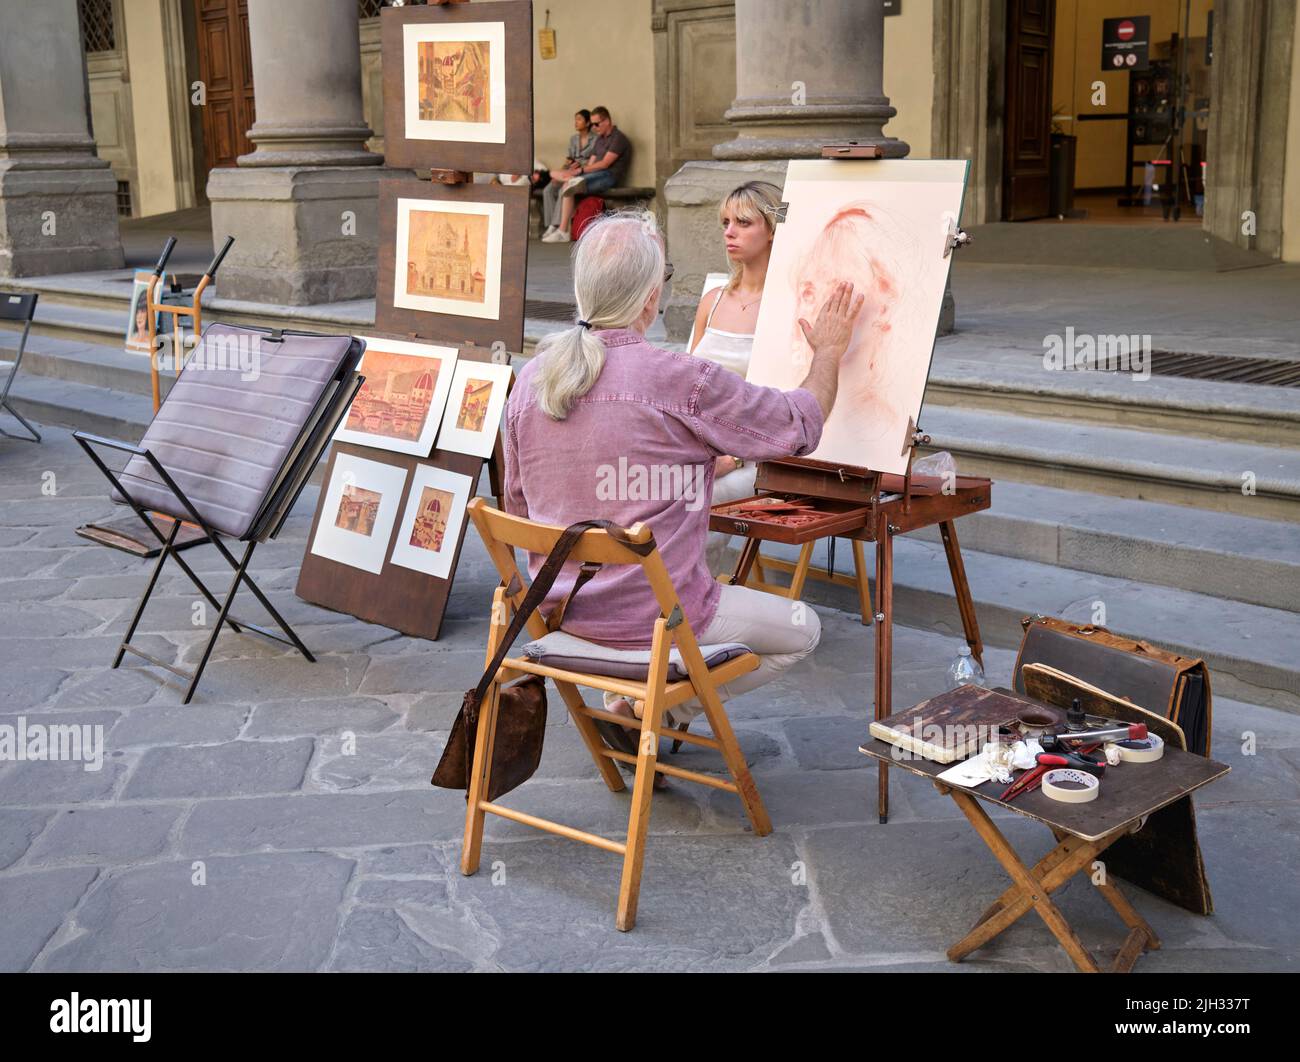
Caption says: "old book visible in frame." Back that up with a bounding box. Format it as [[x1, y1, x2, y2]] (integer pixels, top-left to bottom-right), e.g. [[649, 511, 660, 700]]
[[868, 684, 1030, 763]]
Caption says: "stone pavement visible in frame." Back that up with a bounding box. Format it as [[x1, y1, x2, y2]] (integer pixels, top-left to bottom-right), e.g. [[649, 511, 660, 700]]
[[1, 425, 1298, 973]]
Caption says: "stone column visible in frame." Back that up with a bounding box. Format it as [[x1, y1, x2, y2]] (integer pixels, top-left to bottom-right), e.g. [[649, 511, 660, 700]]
[[716, 0, 908, 161], [207, 0, 382, 305], [0, 0, 124, 277], [663, 0, 908, 341]]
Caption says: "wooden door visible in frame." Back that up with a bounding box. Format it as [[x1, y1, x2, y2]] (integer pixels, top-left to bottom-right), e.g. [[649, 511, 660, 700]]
[[195, 0, 255, 167], [1003, 0, 1055, 220]]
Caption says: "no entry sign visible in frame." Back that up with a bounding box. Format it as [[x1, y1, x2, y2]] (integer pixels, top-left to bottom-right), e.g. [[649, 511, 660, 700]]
[[1101, 15, 1150, 71]]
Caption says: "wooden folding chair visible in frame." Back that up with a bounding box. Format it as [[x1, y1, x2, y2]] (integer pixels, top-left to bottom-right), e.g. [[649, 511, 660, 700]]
[[464, 498, 773, 931]]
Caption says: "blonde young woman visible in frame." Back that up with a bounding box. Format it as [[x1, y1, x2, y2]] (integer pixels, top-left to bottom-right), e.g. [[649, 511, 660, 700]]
[[688, 181, 783, 507]]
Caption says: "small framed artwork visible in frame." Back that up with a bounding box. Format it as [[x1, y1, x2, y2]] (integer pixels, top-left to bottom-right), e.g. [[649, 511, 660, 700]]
[[124, 272, 156, 354], [389, 465, 475, 580], [436, 359, 512, 458], [404, 21, 505, 146], [393, 195, 504, 321], [334, 336, 459, 456], [376, 177, 529, 351], [309, 452, 409, 575], [381, 0, 533, 175]]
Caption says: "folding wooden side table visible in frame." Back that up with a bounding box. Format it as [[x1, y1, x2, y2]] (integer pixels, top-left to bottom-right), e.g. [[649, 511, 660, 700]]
[[859, 734, 1229, 973]]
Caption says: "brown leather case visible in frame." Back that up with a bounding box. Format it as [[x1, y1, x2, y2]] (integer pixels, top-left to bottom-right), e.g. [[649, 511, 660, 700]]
[[1013, 615, 1215, 915], [1013, 615, 1212, 756]]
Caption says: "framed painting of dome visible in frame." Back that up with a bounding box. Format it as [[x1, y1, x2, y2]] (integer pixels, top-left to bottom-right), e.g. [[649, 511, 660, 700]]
[[333, 335, 459, 457]]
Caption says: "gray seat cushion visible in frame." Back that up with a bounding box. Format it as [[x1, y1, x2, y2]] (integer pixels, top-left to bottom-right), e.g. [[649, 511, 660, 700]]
[[521, 630, 751, 683]]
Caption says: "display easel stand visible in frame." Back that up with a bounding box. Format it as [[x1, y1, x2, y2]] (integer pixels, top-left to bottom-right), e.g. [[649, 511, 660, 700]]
[[74, 431, 315, 703], [75, 236, 235, 559], [703, 143, 984, 823]]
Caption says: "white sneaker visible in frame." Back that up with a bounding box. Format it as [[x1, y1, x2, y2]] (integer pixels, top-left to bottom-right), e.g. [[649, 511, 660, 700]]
[[542, 228, 572, 243], [542, 225, 558, 238]]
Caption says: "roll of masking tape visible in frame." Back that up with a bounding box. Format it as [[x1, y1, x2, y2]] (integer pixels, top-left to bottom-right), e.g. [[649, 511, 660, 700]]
[[1115, 734, 1165, 764], [1042, 768, 1100, 804]]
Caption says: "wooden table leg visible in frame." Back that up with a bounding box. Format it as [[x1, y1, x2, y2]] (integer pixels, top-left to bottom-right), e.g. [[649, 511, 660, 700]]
[[1049, 826, 1162, 958], [945, 789, 1103, 973], [730, 537, 761, 587], [939, 520, 984, 666], [874, 518, 894, 824], [852, 539, 871, 626]]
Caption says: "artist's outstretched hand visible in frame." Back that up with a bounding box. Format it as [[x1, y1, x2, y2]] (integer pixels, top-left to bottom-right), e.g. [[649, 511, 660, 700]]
[[799, 281, 864, 364], [796, 282, 863, 419]]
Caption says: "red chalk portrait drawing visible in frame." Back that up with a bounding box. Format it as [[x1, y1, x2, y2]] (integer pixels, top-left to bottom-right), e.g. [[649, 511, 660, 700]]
[[747, 160, 969, 475]]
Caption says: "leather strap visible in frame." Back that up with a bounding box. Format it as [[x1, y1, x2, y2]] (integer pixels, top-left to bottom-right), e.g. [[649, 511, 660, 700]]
[[468, 519, 655, 716]]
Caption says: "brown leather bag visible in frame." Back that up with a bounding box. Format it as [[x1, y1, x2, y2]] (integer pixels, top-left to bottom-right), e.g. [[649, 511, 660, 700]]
[[432, 517, 654, 801]]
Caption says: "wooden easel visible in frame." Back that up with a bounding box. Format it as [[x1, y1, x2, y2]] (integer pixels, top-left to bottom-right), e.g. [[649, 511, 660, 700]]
[[298, 0, 524, 640], [709, 143, 986, 824], [146, 235, 233, 412]]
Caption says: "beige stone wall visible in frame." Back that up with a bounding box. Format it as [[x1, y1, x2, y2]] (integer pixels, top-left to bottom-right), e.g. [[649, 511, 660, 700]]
[[122, 0, 186, 216], [882, 1, 934, 157], [528, 0, 657, 187]]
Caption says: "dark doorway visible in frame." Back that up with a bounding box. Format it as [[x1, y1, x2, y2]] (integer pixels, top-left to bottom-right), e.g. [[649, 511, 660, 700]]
[[1003, 0, 1056, 220], [194, 0, 255, 169]]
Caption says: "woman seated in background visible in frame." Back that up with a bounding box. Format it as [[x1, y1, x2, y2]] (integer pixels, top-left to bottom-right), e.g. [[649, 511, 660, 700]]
[[689, 180, 783, 506]]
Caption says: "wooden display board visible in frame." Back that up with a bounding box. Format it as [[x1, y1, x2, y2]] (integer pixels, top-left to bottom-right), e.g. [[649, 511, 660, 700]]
[[296, 343, 505, 642], [298, 0, 529, 642], [375, 176, 529, 354], [380, 0, 534, 177]]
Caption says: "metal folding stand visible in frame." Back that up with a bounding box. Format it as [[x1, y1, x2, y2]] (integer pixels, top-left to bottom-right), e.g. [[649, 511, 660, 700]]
[[75, 236, 236, 559], [73, 431, 315, 703], [0, 291, 41, 442]]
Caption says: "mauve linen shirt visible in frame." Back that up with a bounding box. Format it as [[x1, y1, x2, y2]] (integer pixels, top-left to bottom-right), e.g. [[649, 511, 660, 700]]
[[503, 327, 824, 649]]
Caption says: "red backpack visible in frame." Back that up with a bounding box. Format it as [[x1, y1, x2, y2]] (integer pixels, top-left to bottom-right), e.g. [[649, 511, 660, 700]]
[[571, 196, 605, 241]]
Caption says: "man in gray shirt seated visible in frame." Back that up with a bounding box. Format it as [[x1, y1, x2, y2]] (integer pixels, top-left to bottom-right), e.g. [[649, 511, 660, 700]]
[[543, 106, 632, 243]]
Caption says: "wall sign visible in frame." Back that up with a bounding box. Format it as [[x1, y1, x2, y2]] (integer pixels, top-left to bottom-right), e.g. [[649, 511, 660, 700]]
[[1101, 15, 1151, 71]]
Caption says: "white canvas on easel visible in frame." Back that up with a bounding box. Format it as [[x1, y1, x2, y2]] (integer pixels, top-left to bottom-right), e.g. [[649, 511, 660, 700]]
[[746, 159, 969, 476]]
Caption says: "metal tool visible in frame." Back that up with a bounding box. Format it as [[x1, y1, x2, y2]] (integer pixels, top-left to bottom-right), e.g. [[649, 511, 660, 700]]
[[1041, 724, 1147, 750]]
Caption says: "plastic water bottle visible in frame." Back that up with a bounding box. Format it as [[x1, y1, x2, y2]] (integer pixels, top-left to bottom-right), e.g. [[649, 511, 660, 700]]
[[947, 645, 985, 690]]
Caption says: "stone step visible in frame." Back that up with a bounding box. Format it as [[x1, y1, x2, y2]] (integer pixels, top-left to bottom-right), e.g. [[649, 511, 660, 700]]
[[909, 481, 1300, 613], [925, 354, 1300, 448], [920, 405, 1300, 522], [757, 534, 1300, 714], [0, 329, 173, 400], [4, 372, 154, 443]]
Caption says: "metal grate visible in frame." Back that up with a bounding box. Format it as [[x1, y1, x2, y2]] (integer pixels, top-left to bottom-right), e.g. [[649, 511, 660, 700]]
[[79, 0, 116, 53], [115, 180, 132, 217], [1101, 350, 1300, 388], [525, 299, 579, 323]]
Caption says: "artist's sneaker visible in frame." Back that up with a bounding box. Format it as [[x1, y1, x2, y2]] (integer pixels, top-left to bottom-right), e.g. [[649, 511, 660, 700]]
[[541, 225, 558, 239], [542, 229, 572, 243]]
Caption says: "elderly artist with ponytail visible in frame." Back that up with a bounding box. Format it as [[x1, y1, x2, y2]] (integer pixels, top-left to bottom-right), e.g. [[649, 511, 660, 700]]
[[503, 212, 862, 756]]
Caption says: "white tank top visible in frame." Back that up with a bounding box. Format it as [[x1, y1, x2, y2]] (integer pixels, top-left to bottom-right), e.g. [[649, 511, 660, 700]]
[[692, 287, 753, 377]]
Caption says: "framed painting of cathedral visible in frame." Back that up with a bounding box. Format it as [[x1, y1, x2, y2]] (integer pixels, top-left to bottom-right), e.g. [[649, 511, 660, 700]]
[[333, 336, 459, 457], [394, 196, 504, 320], [376, 177, 529, 351], [381, 0, 533, 175]]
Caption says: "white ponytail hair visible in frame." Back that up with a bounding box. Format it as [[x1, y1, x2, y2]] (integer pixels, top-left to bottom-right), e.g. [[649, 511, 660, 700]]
[[531, 211, 665, 420]]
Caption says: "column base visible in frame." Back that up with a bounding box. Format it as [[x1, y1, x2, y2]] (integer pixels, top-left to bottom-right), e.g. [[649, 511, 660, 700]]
[[206, 165, 384, 305], [0, 164, 124, 278]]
